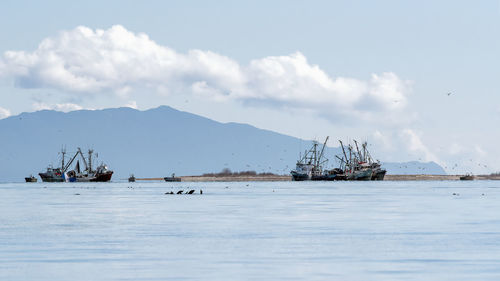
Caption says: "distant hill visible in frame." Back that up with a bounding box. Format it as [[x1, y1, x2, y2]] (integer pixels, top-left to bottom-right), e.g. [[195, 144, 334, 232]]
[[0, 106, 446, 182]]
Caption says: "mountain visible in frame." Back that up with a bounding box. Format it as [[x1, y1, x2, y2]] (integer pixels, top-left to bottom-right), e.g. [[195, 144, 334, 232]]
[[0, 106, 445, 182]]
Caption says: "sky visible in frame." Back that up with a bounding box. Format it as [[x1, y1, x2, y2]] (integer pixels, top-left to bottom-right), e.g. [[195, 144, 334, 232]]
[[0, 0, 499, 174]]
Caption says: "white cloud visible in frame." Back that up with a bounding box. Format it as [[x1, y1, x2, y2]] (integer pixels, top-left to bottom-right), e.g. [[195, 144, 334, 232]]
[[0, 106, 11, 119], [30, 100, 141, 113], [0, 25, 411, 124], [124, 100, 138, 109], [32, 102, 84, 112], [368, 129, 442, 164], [400, 129, 440, 164]]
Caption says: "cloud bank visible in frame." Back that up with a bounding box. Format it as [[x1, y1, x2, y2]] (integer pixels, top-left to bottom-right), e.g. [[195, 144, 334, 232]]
[[0, 107, 10, 119], [0, 25, 411, 123], [32, 102, 84, 112]]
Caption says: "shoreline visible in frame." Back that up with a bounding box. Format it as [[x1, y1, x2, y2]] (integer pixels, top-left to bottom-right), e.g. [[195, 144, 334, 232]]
[[135, 174, 500, 182]]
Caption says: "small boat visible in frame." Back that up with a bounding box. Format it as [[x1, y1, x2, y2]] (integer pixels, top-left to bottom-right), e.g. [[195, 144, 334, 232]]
[[164, 173, 181, 182], [25, 175, 37, 182], [128, 174, 136, 182], [460, 174, 474, 180]]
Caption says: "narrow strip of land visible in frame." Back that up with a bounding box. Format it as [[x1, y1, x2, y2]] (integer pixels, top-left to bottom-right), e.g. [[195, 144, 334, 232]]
[[133, 174, 500, 182]]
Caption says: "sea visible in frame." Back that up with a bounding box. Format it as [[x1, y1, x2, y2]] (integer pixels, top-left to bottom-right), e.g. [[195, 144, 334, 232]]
[[1, 180, 500, 281]]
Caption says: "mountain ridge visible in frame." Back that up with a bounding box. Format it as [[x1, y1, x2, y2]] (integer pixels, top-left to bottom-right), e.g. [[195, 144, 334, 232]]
[[0, 106, 446, 182]]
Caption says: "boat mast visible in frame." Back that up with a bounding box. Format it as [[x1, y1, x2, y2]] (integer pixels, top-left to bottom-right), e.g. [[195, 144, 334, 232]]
[[364, 142, 375, 164], [318, 136, 329, 173], [339, 140, 348, 164], [64, 150, 80, 172], [77, 148, 89, 172], [313, 141, 318, 166], [60, 146, 66, 171], [318, 136, 329, 163], [88, 149, 94, 172], [353, 140, 363, 162], [349, 145, 353, 172], [335, 155, 346, 170], [362, 142, 370, 164], [339, 140, 349, 171], [362, 142, 367, 163]]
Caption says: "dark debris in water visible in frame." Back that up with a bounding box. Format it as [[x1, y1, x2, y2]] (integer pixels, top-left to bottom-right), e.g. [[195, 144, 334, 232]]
[[165, 189, 203, 195]]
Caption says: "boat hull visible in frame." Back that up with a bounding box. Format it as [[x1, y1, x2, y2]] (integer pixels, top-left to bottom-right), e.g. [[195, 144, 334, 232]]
[[372, 169, 386, 181], [164, 177, 181, 182], [291, 171, 310, 181], [311, 174, 339, 181], [25, 177, 37, 182], [39, 173, 63, 182], [460, 175, 474, 180], [70, 171, 114, 182], [347, 169, 373, 181], [91, 171, 113, 182]]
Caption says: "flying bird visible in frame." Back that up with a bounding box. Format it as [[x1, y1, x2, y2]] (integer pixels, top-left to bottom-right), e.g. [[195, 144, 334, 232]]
[[446, 92, 452, 96]]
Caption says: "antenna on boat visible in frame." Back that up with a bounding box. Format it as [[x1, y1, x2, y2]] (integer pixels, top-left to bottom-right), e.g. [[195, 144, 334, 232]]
[[60, 145, 66, 171], [88, 149, 94, 172]]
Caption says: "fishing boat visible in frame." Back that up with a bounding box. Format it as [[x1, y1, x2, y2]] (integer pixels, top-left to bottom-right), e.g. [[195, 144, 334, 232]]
[[336, 140, 385, 181], [25, 175, 37, 182], [291, 163, 314, 181], [164, 173, 181, 182], [39, 166, 64, 182], [460, 174, 474, 180], [128, 174, 136, 182], [291, 137, 330, 181], [39, 147, 113, 182]]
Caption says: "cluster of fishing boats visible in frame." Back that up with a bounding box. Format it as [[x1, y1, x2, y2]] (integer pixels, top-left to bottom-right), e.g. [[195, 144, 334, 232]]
[[290, 137, 386, 181], [27, 147, 182, 183], [27, 139, 386, 183]]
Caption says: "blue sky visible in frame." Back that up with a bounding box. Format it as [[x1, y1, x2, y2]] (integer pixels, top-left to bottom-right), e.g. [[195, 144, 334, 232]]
[[0, 0, 499, 173]]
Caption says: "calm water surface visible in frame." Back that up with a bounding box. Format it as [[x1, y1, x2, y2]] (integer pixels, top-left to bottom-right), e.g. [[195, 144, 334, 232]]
[[1, 180, 500, 280]]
